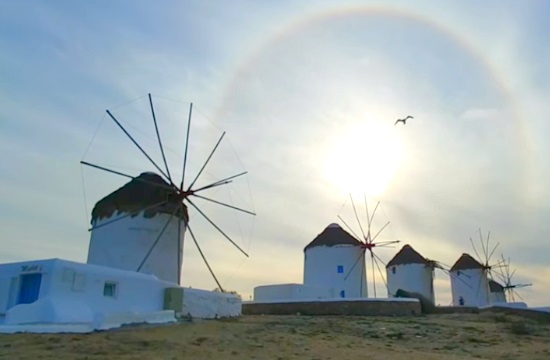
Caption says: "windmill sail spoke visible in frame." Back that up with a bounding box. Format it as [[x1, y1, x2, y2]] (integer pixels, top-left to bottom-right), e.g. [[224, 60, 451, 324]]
[[371, 252, 376, 298], [478, 228, 489, 262], [470, 237, 483, 263], [88, 200, 169, 231], [136, 206, 180, 272], [186, 131, 226, 192], [180, 103, 193, 190], [187, 223, 224, 292], [177, 204, 184, 285], [148, 93, 172, 182], [370, 221, 390, 243], [193, 172, 247, 193], [191, 193, 256, 216], [343, 250, 365, 281], [337, 215, 362, 241], [350, 194, 367, 240], [487, 242, 499, 265], [80, 161, 174, 191], [106, 110, 172, 184], [186, 198, 249, 257], [370, 201, 381, 228], [363, 194, 371, 229], [372, 253, 388, 289]]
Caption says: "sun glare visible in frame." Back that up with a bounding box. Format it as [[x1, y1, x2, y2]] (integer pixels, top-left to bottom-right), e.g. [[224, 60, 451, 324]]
[[323, 121, 403, 197]]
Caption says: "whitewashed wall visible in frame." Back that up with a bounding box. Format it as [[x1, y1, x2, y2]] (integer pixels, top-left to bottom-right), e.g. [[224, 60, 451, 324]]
[[87, 211, 186, 284], [253, 283, 335, 302], [386, 263, 435, 303], [0, 259, 174, 327], [450, 268, 490, 307], [489, 291, 506, 304], [303, 245, 367, 299], [181, 288, 241, 318]]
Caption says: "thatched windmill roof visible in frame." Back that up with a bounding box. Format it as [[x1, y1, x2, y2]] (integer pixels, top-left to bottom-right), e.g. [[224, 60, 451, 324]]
[[386, 244, 429, 267], [304, 223, 362, 251], [450, 253, 484, 271], [91, 172, 189, 224]]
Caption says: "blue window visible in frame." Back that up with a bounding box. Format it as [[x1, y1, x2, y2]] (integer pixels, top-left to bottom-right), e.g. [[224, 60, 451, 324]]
[[337, 265, 344, 274], [17, 273, 42, 305], [340, 290, 345, 298]]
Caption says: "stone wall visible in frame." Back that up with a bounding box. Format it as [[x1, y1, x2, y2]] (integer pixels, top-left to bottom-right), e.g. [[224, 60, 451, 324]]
[[243, 299, 421, 316]]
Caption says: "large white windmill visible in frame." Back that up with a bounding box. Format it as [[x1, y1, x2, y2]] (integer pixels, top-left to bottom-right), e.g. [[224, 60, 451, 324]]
[[450, 229, 503, 307], [81, 93, 256, 292], [337, 194, 400, 298]]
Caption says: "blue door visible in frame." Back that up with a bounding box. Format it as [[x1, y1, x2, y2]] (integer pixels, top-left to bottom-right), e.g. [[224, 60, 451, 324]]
[[17, 273, 42, 304]]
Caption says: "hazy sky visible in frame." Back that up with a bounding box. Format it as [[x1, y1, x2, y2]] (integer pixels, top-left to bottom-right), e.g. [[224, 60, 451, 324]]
[[1, 0, 549, 306]]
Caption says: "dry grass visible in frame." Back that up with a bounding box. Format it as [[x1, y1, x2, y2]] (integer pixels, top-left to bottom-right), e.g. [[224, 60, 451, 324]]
[[1, 313, 550, 359]]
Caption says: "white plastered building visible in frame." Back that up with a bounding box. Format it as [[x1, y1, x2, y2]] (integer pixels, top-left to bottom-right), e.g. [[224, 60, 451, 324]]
[[386, 244, 435, 304], [450, 253, 490, 307], [303, 223, 367, 299]]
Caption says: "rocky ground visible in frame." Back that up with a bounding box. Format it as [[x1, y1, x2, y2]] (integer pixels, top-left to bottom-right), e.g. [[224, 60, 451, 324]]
[[1, 312, 549, 359]]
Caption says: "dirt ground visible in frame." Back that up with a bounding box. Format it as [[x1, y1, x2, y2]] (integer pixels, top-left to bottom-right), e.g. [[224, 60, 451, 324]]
[[1, 312, 549, 360]]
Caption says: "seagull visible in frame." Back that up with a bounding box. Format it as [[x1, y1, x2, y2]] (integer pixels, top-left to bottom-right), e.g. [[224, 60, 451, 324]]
[[395, 115, 413, 126]]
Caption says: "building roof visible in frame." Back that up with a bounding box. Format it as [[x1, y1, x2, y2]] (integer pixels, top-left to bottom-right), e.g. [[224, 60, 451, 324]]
[[303, 223, 363, 252], [386, 244, 429, 267], [489, 279, 505, 293], [450, 253, 484, 271], [91, 172, 188, 225]]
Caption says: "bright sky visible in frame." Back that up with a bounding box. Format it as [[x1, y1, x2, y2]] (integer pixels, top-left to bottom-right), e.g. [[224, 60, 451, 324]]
[[1, 0, 549, 306]]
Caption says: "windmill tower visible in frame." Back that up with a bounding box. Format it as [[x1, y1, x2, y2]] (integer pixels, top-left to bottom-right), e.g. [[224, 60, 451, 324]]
[[303, 223, 366, 299], [450, 229, 500, 307], [386, 244, 434, 304], [82, 93, 255, 290], [337, 194, 400, 298], [495, 255, 532, 303]]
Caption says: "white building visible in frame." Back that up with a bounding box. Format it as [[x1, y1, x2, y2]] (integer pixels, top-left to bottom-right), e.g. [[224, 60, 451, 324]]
[[87, 172, 187, 285], [450, 253, 490, 307], [0, 172, 241, 333], [488, 279, 507, 304], [386, 244, 435, 304], [303, 223, 366, 299], [0, 258, 240, 333]]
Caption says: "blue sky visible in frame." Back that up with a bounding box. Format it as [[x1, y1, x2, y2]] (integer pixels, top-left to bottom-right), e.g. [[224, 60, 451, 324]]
[[1, 0, 549, 305]]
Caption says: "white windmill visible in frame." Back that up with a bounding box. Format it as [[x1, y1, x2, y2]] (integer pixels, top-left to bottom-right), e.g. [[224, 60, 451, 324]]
[[450, 229, 503, 307], [337, 194, 400, 298], [81, 93, 256, 292]]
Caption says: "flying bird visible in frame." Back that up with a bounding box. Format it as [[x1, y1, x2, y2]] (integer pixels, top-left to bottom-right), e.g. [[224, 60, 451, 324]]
[[395, 115, 413, 126]]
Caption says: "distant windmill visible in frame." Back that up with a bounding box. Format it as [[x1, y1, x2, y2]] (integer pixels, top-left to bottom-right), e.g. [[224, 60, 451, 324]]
[[80, 93, 256, 292], [338, 194, 400, 298], [470, 229, 505, 299], [495, 255, 532, 302]]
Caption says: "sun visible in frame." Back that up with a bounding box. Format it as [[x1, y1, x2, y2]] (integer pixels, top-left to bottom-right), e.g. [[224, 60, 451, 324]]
[[322, 120, 404, 197]]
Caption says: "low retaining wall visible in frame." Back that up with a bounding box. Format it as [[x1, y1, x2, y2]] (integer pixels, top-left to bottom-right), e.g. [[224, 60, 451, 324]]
[[243, 298, 421, 316], [164, 287, 241, 319]]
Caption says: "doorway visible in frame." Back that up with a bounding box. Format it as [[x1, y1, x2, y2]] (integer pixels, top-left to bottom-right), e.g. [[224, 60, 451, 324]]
[[17, 273, 42, 305]]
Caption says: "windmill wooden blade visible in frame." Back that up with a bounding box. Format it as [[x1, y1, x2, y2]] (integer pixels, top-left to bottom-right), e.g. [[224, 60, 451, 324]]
[[106, 109, 173, 185], [80, 161, 174, 191], [350, 193, 367, 240], [186, 198, 249, 257], [344, 250, 365, 281], [187, 223, 224, 292], [136, 205, 180, 272], [186, 131, 226, 192], [148, 93, 172, 183], [180, 102, 193, 191]]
